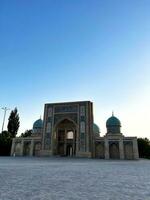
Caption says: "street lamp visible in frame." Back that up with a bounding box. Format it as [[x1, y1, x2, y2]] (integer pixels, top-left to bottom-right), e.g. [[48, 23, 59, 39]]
[[1, 107, 10, 133]]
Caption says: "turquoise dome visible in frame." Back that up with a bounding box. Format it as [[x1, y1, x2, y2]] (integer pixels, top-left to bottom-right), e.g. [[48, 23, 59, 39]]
[[106, 116, 121, 127], [106, 114, 121, 134], [93, 123, 100, 137], [33, 119, 43, 129]]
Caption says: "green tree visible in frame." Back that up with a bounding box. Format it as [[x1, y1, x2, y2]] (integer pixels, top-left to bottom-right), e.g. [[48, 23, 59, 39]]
[[0, 131, 12, 156], [20, 129, 32, 137], [138, 138, 150, 159], [7, 108, 20, 138]]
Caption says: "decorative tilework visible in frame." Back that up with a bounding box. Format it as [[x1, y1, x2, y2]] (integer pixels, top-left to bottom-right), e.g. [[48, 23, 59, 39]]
[[80, 106, 85, 116], [47, 107, 53, 117], [80, 121, 85, 133], [54, 105, 78, 113], [46, 122, 51, 133], [44, 138, 51, 150], [54, 113, 77, 125]]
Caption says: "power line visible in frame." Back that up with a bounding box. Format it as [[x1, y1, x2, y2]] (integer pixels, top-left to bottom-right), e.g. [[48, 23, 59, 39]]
[[1, 107, 10, 133]]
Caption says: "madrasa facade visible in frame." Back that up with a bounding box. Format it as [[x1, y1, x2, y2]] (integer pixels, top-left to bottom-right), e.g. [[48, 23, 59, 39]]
[[11, 101, 139, 159]]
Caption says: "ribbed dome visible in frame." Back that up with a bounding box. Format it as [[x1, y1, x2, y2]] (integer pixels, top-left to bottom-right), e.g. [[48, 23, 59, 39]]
[[106, 116, 121, 127], [106, 113, 121, 134], [33, 119, 43, 129], [93, 123, 100, 137]]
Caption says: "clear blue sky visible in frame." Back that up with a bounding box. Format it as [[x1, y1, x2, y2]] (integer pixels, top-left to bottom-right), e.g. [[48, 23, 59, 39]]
[[0, 0, 150, 137]]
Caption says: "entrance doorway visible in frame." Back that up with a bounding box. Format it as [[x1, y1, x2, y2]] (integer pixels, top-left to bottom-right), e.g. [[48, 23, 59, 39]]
[[55, 119, 76, 156], [109, 142, 120, 159], [66, 145, 73, 156]]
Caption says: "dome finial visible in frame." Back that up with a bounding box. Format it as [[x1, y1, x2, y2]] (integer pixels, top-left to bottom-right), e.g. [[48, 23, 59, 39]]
[[112, 111, 114, 116]]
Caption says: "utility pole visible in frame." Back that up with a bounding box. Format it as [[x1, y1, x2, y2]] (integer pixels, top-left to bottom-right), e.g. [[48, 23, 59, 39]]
[[1, 107, 10, 133]]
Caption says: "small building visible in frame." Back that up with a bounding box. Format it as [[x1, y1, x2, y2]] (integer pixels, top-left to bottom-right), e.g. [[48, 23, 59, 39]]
[[11, 101, 139, 159]]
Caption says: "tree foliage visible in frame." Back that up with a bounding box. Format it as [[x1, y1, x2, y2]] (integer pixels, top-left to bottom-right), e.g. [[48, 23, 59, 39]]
[[7, 108, 20, 138], [138, 138, 150, 159], [20, 129, 32, 137], [0, 108, 20, 155], [0, 131, 12, 156]]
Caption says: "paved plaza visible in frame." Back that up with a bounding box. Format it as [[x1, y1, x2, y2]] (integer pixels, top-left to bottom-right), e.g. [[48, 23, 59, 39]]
[[0, 157, 150, 200]]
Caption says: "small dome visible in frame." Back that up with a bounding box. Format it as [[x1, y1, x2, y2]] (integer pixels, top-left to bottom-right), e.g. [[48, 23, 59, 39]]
[[106, 116, 121, 127], [106, 113, 121, 134], [33, 119, 43, 129], [93, 123, 100, 137]]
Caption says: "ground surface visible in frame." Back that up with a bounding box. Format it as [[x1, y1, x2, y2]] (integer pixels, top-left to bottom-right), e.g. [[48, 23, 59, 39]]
[[0, 157, 150, 200]]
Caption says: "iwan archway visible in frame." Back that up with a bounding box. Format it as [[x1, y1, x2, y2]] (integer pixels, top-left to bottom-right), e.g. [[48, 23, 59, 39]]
[[54, 119, 77, 156]]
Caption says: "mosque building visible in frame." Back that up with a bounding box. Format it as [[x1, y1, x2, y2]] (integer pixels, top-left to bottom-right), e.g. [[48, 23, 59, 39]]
[[11, 101, 139, 159]]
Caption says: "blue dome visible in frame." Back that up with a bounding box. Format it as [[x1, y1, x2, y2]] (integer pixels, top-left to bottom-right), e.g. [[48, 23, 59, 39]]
[[93, 123, 100, 137], [33, 119, 43, 129], [106, 115, 121, 127]]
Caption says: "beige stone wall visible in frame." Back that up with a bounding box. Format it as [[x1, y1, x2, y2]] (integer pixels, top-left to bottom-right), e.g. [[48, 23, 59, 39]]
[[14, 142, 21, 156], [95, 143, 104, 158], [124, 142, 133, 159], [34, 142, 41, 156], [94, 135, 139, 160], [11, 137, 41, 156]]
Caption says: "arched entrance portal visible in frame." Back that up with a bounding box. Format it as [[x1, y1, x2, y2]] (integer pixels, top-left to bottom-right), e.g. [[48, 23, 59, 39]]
[[109, 142, 120, 159], [55, 119, 76, 156]]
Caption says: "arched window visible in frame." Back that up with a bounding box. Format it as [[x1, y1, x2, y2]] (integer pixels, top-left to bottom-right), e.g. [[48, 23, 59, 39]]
[[67, 131, 73, 139]]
